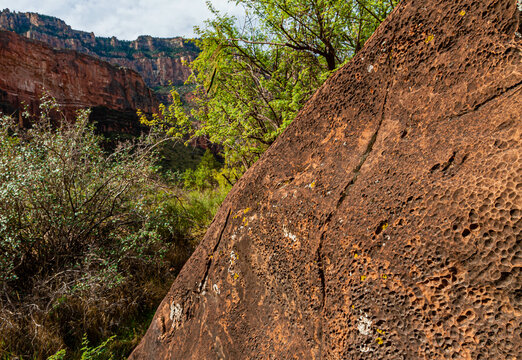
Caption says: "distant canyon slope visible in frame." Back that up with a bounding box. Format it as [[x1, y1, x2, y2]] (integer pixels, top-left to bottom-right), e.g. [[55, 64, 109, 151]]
[[0, 29, 158, 137], [0, 9, 199, 103]]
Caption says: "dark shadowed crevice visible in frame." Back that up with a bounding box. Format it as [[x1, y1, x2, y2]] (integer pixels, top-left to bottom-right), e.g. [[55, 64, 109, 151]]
[[198, 208, 231, 294], [316, 235, 327, 306], [338, 87, 390, 205], [449, 80, 522, 120], [315, 80, 391, 357], [441, 151, 457, 172]]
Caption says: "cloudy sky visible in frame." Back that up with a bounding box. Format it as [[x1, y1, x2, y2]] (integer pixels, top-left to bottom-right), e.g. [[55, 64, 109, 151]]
[[2, 0, 243, 40]]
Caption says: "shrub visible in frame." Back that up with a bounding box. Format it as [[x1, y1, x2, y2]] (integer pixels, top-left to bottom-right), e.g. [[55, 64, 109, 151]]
[[46, 335, 115, 360], [0, 108, 151, 285], [182, 149, 222, 190], [0, 102, 225, 358]]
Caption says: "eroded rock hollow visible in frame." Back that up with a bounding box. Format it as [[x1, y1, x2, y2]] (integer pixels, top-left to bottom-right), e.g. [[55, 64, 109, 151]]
[[131, 0, 521, 358]]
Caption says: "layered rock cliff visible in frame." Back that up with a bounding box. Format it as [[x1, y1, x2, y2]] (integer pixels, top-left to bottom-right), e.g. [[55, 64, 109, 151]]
[[0, 30, 158, 136], [0, 9, 198, 103], [130, 0, 522, 358]]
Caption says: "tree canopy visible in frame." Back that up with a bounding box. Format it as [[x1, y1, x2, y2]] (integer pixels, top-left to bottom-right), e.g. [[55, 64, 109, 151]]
[[145, 0, 398, 177]]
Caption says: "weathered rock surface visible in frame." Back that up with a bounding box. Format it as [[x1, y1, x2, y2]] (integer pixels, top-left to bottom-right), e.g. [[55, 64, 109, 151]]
[[131, 0, 521, 358], [0, 30, 158, 135], [0, 9, 198, 103]]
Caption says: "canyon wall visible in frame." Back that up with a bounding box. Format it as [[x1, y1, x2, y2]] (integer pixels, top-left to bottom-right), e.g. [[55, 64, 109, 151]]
[[0, 30, 158, 136], [0, 9, 198, 102]]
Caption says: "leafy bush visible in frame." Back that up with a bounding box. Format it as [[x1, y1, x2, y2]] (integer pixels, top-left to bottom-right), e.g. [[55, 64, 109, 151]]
[[0, 108, 150, 285], [46, 335, 115, 360], [183, 149, 222, 190], [0, 102, 226, 359]]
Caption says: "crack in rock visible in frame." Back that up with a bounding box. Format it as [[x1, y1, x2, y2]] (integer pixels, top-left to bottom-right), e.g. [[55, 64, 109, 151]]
[[198, 208, 231, 294]]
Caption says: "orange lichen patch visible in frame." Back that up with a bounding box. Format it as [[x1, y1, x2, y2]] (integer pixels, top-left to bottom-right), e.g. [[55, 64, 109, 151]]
[[233, 207, 252, 219]]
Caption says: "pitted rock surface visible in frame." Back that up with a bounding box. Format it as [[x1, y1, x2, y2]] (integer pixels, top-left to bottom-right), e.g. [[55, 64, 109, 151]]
[[131, 0, 522, 358]]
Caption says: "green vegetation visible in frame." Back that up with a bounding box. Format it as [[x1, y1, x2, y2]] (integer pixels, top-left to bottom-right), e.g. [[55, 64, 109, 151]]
[[0, 97, 228, 359], [89, 37, 199, 60], [145, 0, 398, 177], [46, 335, 115, 360]]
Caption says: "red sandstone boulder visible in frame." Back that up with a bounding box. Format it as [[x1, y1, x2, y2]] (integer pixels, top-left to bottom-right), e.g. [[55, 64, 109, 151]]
[[131, 0, 521, 358]]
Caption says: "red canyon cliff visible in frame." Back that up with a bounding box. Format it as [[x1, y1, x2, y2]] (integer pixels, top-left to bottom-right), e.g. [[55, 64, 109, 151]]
[[130, 0, 522, 358], [0, 30, 158, 135], [0, 9, 198, 103]]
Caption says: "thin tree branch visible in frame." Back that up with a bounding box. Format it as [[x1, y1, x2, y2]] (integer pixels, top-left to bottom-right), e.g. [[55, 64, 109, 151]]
[[354, 0, 384, 23]]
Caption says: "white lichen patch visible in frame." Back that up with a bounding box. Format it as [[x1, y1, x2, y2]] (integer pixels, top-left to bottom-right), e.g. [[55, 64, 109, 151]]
[[200, 278, 208, 295], [170, 302, 183, 328], [367, 64, 374, 73], [517, 0, 522, 12], [360, 345, 374, 353], [213, 283, 220, 295], [283, 225, 297, 242], [228, 250, 238, 275], [357, 313, 372, 336]]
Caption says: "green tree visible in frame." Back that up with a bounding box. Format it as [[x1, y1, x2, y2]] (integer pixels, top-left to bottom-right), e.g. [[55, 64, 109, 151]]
[[147, 0, 397, 176]]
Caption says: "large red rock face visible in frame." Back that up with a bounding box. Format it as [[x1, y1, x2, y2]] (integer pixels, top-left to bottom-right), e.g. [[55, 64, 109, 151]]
[[0, 30, 158, 134], [0, 10, 198, 103], [131, 0, 521, 358]]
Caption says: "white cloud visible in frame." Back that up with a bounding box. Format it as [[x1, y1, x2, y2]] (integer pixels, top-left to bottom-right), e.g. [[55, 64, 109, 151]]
[[2, 0, 244, 39]]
